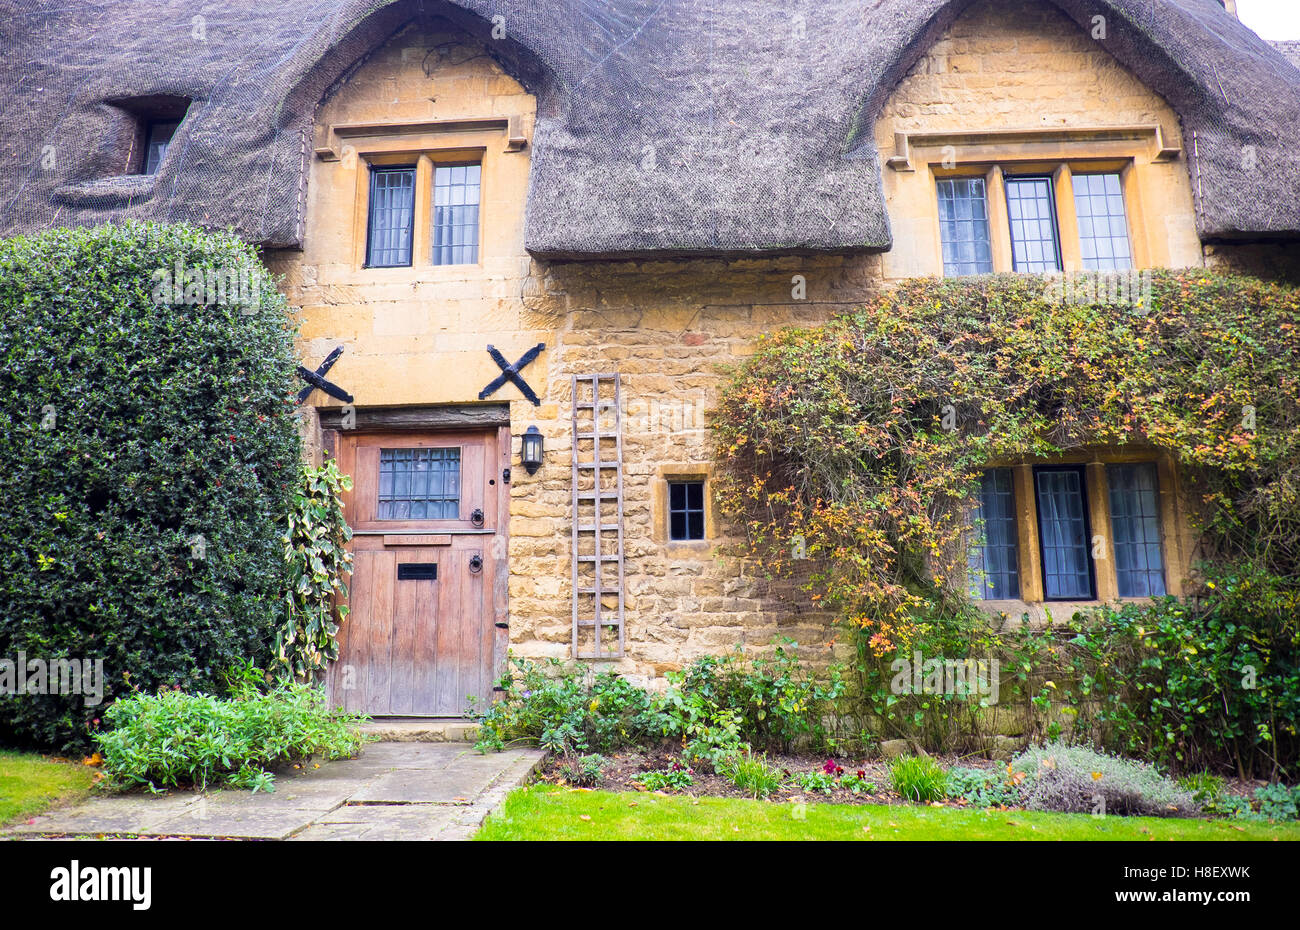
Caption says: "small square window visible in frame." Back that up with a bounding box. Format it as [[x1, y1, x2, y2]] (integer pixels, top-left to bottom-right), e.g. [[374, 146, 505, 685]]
[[142, 120, 179, 175], [668, 480, 706, 541]]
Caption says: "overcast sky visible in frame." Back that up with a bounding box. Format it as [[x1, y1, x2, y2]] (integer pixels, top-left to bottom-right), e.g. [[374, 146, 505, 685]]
[[1236, 0, 1300, 40]]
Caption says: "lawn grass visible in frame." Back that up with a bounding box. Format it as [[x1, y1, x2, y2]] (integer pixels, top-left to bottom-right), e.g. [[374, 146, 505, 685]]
[[475, 785, 1300, 841], [0, 749, 96, 827]]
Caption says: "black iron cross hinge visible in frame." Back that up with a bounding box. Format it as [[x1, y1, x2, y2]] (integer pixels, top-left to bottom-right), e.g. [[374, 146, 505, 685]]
[[296, 345, 354, 404], [478, 342, 545, 406]]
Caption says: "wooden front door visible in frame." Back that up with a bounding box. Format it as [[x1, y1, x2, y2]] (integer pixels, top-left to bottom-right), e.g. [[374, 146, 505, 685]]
[[328, 428, 506, 716]]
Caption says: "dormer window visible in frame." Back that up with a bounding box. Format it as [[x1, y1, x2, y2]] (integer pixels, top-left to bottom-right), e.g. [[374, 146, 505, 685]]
[[107, 95, 191, 177], [142, 120, 179, 175]]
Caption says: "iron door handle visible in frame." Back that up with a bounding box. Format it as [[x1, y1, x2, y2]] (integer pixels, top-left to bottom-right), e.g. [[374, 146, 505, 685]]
[[468, 554, 483, 574], [471, 508, 485, 527]]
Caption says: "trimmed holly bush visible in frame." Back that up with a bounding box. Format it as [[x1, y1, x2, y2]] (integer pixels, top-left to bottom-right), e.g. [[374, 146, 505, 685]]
[[0, 223, 301, 752]]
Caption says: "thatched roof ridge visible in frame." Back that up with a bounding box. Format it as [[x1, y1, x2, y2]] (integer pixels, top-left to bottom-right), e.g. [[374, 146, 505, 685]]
[[3, 0, 1298, 256]]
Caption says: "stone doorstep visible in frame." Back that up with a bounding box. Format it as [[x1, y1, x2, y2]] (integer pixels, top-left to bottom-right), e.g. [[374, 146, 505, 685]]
[[358, 717, 481, 742]]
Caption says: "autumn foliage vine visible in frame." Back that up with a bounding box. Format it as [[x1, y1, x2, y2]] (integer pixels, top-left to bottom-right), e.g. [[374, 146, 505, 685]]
[[712, 271, 1300, 655]]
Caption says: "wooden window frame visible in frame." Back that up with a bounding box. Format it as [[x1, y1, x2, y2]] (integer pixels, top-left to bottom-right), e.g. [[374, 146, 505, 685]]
[[652, 464, 715, 549]]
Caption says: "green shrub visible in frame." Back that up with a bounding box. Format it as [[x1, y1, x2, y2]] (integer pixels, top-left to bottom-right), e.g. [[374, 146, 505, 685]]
[[557, 753, 608, 787], [1177, 772, 1227, 808], [476, 642, 841, 762], [719, 749, 784, 799], [0, 223, 301, 753], [890, 755, 948, 802], [946, 766, 1024, 808], [1011, 743, 1194, 817], [635, 760, 694, 792], [1013, 568, 1300, 779], [275, 461, 353, 680], [95, 678, 365, 791], [1252, 783, 1300, 822], [665, 644, 844, 754], [474, 656, 664, 755]]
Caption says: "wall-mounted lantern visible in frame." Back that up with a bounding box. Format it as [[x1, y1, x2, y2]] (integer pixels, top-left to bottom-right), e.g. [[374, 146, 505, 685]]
[[521, 425, 544, 475]]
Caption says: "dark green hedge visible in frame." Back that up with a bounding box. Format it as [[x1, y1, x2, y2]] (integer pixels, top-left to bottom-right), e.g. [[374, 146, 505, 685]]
[[0, 223, 301, 752]]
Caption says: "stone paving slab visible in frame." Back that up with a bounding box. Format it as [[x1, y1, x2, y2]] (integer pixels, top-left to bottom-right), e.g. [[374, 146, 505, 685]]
[[2, 743, 545, 841]]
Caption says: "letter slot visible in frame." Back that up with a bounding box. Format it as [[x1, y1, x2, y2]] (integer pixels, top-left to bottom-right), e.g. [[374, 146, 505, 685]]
[[397, 563, 438, 581]]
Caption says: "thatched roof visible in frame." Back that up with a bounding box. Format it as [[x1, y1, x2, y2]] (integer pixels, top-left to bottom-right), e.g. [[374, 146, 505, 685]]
[[3, 0, 1299, 257], [1273, 41, 1300, 70]]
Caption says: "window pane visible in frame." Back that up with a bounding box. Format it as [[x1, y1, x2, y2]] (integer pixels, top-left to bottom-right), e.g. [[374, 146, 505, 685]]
[[668, 480, 706, 541], [1005, 177, 1062, 273], [1034, 467, 1094, 599], [937, 178, 994, 277], [1108, 463, 1167, 597], [143, 121, 179, 175], [1074, 173, 1133, 271], [433, 163, 482, 265], [967, 468, 1020, 599], [378, 447, 460, 520], [366, 167, 416, 267]]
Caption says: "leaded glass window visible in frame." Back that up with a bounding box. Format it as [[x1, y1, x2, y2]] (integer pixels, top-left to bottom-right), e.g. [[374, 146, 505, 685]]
[[366, 166, 416, 268], [968, 468, 1020, 599], [1006, 176, 1063, 272], [378, 448, 461, 520], [432, 163, 481, 266], [1108, 463, 1167, 597], [1034, 466, 1094, 599], [1073, 173, 1133, 271], [937, 178, 994, 276]]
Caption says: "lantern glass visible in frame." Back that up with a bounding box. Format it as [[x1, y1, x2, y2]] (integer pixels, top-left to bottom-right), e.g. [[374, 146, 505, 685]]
[[521, 425, 543, 474]]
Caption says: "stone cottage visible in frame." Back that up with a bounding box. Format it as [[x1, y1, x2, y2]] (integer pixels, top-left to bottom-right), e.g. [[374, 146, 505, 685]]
[[4, 0, 1300, 716]]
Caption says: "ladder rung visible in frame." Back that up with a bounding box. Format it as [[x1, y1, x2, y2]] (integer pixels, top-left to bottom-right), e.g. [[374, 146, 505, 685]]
[[575, 619, 624, 627], [577, 524, 620, 532], [577, 462, 620, 469], [576, 491, 620, 500], [577, 555, 620, 562], [575, 589, 626, 597], [575, 433, 620, 441]]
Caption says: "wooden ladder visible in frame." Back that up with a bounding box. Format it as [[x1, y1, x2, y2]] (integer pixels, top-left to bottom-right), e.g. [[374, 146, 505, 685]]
[[570, 373, 625, 659]]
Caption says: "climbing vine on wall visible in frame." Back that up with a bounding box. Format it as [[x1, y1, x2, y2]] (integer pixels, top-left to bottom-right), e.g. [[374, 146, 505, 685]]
[[275, 461, 353, 681], [712, 270, 1300, 654]]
